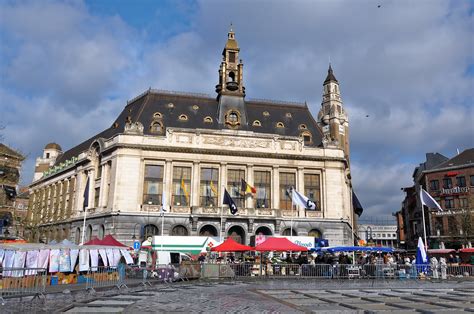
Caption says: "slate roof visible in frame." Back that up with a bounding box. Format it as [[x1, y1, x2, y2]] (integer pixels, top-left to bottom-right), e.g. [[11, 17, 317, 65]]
[[431, 148, 474, 170], [54, 90, 324, 166], [0, 143, 24, 160]]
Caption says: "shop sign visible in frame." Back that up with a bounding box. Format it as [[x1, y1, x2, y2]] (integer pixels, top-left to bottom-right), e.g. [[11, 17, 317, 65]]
[[433, 209, 467, 216], [440, 186, 469, 195]]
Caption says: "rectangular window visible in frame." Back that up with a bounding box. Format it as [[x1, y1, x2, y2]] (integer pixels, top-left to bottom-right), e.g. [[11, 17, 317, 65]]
[[172, 166, 191, 206], [443, 178, 452, 189], [459, 197, 468, 208], [255, 171, 271, 208], [200, 168, 219, 207], [444, 197, 454, 209], [304, 174, 321, 211], [143, 165, 163, 205], [429, 180, 439, 191], [471, 175, 474, 186], [457, 176, 466, 187], [94, 187, 100, 208], [227, 169, 245, 208], [229, 52, 236, 63], [279, 172, 296, 210]]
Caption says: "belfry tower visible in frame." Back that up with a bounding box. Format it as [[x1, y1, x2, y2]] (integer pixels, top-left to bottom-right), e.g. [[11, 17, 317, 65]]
[[317, 65, 350, 160], [216, 26, 247, 128]]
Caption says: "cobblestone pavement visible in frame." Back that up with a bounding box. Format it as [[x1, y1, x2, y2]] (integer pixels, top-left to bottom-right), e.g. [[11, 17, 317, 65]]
[[2, 279, 474, 313]]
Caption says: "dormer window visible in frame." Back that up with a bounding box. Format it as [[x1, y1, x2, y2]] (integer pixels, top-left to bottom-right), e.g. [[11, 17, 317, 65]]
[[301, 131, 312, 144], [276, 122, 285, 128], [252, 120, 261, 127], [179, 114, 188, 121], [153, 112, 162, 119], [285, 113, 292, 118], [204, 116, 213, 123], [167, 103, 174, 109], [150, 121, 164, 134], [263, 111, 270, 117], [225, 110, 241, 128], [299, 124, 307, 130], [192, 105, 199, 110]]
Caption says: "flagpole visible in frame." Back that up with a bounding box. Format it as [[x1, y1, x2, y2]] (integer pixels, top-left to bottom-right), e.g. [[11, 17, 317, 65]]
[[81, 207, 87, 245], [161, 210, 164, 252], [220, 206, 223, 242], [421, 204, 428, 249]]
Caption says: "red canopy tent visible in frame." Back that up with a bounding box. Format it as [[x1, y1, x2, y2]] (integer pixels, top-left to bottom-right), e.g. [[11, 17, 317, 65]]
[[211, 237, 254, 252], [255, 237, 308, 252], [83, 236, 102, 245], [459, 248, 474, 253], [100, 235, 129, 248], [83, 235, 130, 248]]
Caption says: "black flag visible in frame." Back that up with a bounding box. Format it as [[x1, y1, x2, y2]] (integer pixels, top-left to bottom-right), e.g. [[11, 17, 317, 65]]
[[83, 177, 90, 211], [223, 188, 238, 215]]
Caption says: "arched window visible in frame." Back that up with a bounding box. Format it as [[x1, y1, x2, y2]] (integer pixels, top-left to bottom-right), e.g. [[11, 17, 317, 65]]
[[199, 225, 218, 237], [281, 228, 297, 236], [299, 124, 307, 130], [192, 105, 199, 110], [285, 113, 292, 118], [171, 225, 189, 236], [98, 224, 105, 239], [228, 72, 236, 82], [204, 116, 213, 123], [263, 111, 270, 117], [143, 224, 159, 239], [252, 120, 261, 127], [308, 229, 322, 238], [179, 114, 188, 121], [86, 225, 93, 242], [166, 103, 174, 108], [276, 122, 285, 128], [153, 112, 162, 119], [75, 227, 81, 244]]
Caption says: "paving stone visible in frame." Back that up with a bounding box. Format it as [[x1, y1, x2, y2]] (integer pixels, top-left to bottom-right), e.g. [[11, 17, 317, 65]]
[[387, 302, 451, 310], [65, 306, 125, 313], [88, 299, 136, 306], [344, 303, 405, 311]]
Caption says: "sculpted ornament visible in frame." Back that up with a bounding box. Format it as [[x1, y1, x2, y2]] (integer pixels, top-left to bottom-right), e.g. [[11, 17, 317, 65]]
[[203, 136, 270, 149], [124, 121, 144, 135]]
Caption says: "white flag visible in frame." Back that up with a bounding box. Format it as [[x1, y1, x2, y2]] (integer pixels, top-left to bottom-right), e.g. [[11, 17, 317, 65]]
[[291, 188, 317, 210], [420, 188, 442, 211], [161, 192, 167, 213]]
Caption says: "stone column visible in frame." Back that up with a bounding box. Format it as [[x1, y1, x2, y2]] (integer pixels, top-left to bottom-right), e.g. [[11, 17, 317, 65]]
[[192, 161, 200, 207], [297, 167, 305, 217], [272, 166, 279, 209], [164, 160, 172, 209], [99, 164, 107, 208], [220, 162, 227, 219]]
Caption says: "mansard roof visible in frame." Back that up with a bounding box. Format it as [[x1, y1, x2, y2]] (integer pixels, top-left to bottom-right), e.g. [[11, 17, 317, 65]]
[[54, 89, 324, 165], [430, 148, 474, 171]]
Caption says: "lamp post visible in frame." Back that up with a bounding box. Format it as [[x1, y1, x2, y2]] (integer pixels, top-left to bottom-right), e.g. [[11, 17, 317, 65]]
[[132, 223, 141, 240]]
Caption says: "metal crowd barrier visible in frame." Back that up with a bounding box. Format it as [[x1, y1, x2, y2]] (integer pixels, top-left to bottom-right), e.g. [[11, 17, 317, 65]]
[[0, 267, 47, 305], [85, 266, 126, 293]]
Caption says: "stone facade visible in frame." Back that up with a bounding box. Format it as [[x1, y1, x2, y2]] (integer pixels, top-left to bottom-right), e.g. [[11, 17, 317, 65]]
[[27, 29, 358, 247]]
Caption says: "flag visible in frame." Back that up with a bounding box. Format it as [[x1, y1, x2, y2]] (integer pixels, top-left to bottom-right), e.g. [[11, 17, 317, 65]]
[[210, 181, 218, 196], [223, 188, 238, 215], [291, 188, 317, 210], [416, 236, 428, 264], [161, 192, 167, 213], [352, 191, 364, 216], [241, 179, 256, 194], [83, 177, 90, 211], [181, 178, 189, 205], [420, 188, 442, 211]]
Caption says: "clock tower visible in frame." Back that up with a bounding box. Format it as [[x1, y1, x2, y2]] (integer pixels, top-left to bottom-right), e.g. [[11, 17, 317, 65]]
[[317, 64, 350, 160], [216, 26, 247, 129]]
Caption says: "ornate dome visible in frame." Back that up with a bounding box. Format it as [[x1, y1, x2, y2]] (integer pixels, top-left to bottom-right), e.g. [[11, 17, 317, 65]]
[[44, 143, 62, 151]]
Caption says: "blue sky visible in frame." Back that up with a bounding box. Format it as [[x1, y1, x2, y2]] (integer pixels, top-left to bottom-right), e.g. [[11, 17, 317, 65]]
[[0, 0, 473, 220]]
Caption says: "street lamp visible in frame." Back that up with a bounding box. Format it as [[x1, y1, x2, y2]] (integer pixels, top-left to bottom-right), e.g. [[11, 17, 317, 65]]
[[132, 223, 141, 240]]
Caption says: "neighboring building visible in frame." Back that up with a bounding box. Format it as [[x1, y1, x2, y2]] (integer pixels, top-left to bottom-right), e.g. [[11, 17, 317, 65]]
[[357, 224, 398, 248], [0, 143, 25, 237], [27, 29, 361, 246], [423, 149, 474, 249], [396, 149, 474, 250], [393, 209, 406, 248]]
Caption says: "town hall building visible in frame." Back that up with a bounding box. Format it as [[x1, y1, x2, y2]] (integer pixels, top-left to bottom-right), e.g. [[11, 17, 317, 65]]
[[27, 29, 361, 246]]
